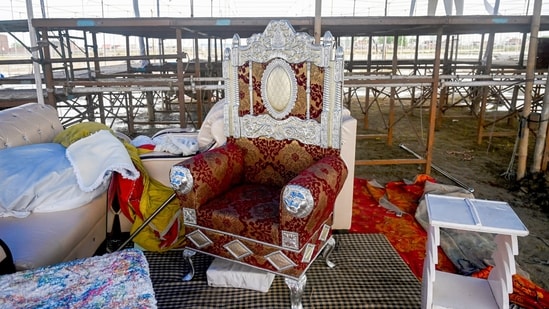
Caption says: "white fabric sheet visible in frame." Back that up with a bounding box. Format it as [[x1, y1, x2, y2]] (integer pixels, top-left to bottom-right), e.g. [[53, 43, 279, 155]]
[[0, 143, 106, 218], [207, 258, 275, 293], [66, 130, 139, 192], [153, 134, 199, 155]]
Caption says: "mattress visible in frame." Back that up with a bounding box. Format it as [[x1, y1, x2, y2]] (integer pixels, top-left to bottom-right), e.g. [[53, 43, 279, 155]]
[[0, 191, 107, 270], [142, 153, 186, 187]]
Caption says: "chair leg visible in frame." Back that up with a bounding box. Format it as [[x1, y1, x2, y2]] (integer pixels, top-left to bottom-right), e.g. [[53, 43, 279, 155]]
[[322, 236, 337, 268], [285, 275, 307, 309], [182, 249, 196, 281]]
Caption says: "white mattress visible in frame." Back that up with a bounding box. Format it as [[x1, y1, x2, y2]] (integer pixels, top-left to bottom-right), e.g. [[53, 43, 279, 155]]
[[0, 192, 107, 270]]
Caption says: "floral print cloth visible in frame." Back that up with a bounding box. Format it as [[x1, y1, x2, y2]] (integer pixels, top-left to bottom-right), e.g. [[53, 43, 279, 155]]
[[0, 249, 156, 308]]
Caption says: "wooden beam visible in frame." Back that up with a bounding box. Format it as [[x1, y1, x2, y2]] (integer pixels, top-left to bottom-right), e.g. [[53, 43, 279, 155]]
[[356, 158, 426, 166], [424, 29, 443, 175]]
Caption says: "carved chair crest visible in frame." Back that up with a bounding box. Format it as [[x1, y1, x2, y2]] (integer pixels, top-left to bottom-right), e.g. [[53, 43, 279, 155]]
[[222, 20, 345, 149]]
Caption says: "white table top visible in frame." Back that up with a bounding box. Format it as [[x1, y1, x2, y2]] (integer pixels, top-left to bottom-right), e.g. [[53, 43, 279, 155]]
[[425, 194, 529, 236]]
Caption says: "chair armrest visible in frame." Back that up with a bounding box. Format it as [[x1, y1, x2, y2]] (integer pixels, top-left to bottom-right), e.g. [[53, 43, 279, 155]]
[[280, 155, 348, 242], [170, 142, 244, 209]]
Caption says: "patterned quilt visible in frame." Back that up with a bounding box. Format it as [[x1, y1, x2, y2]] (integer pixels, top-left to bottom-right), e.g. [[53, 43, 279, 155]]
[[0, 249, 157, 308]]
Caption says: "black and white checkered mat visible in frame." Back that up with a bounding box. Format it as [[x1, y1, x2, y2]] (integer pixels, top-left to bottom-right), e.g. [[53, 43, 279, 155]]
[[144, 234, 421, 308]]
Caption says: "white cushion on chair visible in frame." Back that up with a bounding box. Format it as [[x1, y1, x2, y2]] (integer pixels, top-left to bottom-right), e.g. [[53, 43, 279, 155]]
[[207, 258, 275, 293], [333, 108, 357, 230], [197, 99, 226, 149]]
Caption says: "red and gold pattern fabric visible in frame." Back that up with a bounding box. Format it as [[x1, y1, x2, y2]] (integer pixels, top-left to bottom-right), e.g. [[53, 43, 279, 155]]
[[237, 61, 324, 120], [173, 138, 347, 248], [232, 137, 341, 186], [281, 155, 347, 246], [175, 142, 244, 209]]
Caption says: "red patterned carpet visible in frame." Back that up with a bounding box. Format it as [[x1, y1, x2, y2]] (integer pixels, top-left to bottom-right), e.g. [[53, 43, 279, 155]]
[[349, 176, 549, 309]]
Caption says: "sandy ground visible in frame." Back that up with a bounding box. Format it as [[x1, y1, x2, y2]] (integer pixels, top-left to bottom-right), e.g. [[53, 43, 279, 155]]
[[349, 98, 549, 291]]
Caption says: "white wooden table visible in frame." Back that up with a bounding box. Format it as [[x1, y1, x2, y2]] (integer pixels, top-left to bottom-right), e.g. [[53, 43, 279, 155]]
[[421, 194, 529, 309]]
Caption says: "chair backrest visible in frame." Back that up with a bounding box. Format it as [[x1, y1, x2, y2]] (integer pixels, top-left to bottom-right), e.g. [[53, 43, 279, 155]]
[[223, 20, 345, 150]]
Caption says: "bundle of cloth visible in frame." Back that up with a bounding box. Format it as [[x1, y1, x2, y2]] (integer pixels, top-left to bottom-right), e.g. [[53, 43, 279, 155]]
[[131, 131, 199, 156], [112, 145, 183, 251], [111, 100, 226, 252]]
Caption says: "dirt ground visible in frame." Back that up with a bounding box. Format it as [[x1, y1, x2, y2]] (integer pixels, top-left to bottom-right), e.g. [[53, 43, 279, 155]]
[[348, 98, 549, 291]]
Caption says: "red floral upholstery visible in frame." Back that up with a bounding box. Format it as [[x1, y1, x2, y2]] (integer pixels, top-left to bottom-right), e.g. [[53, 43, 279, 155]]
[[173, 137, 347, 278], [170, 20, 348, 283], [176, 138, 347, 233]]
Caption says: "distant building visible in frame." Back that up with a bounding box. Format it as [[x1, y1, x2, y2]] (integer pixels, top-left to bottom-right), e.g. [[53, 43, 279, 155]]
[[0, 34, 8, 54], [506, 38, 522, 46]]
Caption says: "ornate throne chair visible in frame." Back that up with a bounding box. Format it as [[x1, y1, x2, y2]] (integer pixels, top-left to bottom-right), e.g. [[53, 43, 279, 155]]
[[170, 20, 348, 308]]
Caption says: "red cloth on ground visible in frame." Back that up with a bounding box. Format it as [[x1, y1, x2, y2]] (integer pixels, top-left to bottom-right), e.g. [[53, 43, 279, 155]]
[[350, 176, 549, 309], [350, 176, 456, 278]]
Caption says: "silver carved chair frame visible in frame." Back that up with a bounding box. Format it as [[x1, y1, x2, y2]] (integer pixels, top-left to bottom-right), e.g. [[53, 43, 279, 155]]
[[170, 20, 347, 309]]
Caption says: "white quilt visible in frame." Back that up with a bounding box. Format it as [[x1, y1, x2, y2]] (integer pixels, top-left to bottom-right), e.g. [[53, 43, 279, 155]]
[[0, 143, 105, 218], [0, 130, 139, 218], [66, 130, 139, 192]]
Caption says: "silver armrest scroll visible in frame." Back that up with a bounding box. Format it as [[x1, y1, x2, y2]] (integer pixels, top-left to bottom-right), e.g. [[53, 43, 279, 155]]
[[282, 185, 314, 218], [169, 165, 194, 194]]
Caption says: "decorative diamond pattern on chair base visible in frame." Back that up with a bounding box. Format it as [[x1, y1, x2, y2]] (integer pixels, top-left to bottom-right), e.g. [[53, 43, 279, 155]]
[[187, 230, 213, 249], [265, 251, 296, 271], [224, 240, 253, 260], [184, 219, 332, 280]]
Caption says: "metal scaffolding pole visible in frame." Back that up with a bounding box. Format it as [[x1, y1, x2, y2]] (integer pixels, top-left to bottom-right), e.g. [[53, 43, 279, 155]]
[[25, 0, 44, 105]]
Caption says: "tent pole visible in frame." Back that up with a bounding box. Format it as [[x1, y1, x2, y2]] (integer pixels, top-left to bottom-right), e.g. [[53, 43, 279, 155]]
[[531, 70, 549, 173], [517, 0, 542, 179], [25, 0, 45, 105]]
